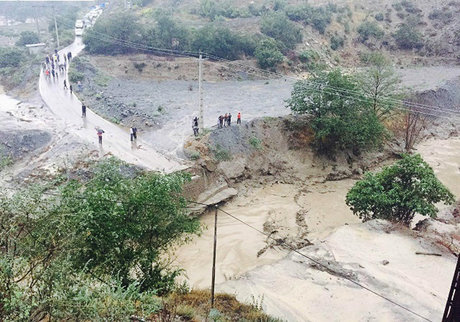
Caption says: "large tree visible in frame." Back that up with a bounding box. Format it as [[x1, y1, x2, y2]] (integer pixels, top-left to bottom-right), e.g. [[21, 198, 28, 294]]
[[357, 52, 401, 120], [346, 154, 454, 226], [60, 158, 201, 293], [286, 69, 385, 154]]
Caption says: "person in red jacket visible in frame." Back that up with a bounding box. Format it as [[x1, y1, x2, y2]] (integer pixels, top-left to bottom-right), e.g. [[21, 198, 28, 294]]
[[237, 112, 241, 125]]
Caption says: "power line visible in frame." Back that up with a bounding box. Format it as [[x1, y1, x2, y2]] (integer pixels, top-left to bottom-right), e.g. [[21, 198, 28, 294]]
[[53, 16, 460, 121], [0, 186, 436, 320], [189, 200, 433, 321]]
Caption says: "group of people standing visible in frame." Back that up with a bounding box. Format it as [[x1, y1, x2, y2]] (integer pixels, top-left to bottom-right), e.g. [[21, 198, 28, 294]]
[[43, 50, 72, 81], [218, 112, 241, 128]]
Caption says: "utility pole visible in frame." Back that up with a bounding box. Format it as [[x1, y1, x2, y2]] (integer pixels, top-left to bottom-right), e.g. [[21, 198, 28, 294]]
[[34, 11, 40, 42], [198, 53, 204, 131], [53, 5, 60, 48], [211, 205, 218, 308], [443, 255, 460, 321]]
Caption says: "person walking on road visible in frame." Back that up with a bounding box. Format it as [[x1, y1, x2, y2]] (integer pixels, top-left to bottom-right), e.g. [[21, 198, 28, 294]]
[[237, 112, 241, 125], [96, 128, 104, 145], [63, 79, 68, 90], [69, 84, 73, 94], [81, 103, 86, 117]]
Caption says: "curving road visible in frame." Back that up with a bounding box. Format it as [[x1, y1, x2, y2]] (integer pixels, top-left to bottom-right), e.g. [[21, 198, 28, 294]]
[[39, 38, 185, 173]]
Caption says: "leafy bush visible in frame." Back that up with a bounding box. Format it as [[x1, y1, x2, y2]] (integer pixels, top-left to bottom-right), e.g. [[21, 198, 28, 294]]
[[330, 34, 344, 50], [0, 47, 24, 68], [143, 12, 191, 51], [393, 23, 424, 49], [249, 136, 262, 150], [254, 38, 283, 69], [68, 69, 84, 83], [212, 144, 231, 161], [287, 69, 386, 154], [428, 9, 453, 21], [15, 31, 39, 46], [375, 13, 384, 21], [357, 21, 384, 42], [298, 50, 319, 63], [285, 4, 333, 34], [346, 154, 455, 226], [260, 12, 302, 50], [134, 62, 147, 72]]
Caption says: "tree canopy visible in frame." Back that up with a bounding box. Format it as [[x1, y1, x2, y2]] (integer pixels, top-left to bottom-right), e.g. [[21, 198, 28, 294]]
[[286, 69, 386, 154], [0, 158, 201, 319], [346, 154, 455, 226]]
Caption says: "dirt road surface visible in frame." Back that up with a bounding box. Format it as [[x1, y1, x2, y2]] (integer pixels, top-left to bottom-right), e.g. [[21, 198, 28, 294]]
[[39, 38, 185, 173]]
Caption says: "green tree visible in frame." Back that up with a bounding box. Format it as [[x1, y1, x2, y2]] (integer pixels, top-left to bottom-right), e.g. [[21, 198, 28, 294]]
[[254, 38, 283, 69], [346, 154, 455, 226], [143, 11, 190, 50], [191, 26, 254, 60], [260, 12, 302, 50], [286, 69, 385, 154], [60, 159, 201, 293], [15, 31, 39, 46], [393, 23, 424, 49], [357, 21, 384, 43], [84, 12, 142, 55], [0, 47, 24, 68], [357, 52, 401, 120]]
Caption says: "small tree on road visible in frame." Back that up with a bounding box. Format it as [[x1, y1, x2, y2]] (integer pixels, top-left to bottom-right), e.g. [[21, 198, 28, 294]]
[[346, 154, 454, 226]]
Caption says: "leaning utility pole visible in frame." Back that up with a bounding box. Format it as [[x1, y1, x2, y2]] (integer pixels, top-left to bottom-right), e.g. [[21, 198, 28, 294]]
[[198, 52, 204, 130], [53, 6, 60, 48], [443, 255, 460, 321]]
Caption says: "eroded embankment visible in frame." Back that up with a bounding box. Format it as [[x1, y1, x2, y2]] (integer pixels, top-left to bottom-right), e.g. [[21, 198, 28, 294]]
[[177, 99, 460, 320]]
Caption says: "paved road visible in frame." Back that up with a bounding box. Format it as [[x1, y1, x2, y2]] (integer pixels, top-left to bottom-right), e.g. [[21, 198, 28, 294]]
[[39, 38, 185, 172]]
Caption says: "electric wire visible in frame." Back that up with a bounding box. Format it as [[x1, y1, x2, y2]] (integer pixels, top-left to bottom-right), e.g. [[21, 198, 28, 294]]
[[189, 200, 433, 322], [53, 18, 460, 122]]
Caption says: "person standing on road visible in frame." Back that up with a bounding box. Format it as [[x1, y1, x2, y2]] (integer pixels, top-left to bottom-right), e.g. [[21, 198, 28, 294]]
[[69, 84, 73, 94], [192, 117, 199, 136], [130, 126, 138, 141], [96, 128, 104, 145], [63, 79, 68, 90], [223, 113, 228, 127], [81, 103, 86, 117], [237, 112, 241, 125], [67, 52, 72, 61], [227, 113, 232, 126]]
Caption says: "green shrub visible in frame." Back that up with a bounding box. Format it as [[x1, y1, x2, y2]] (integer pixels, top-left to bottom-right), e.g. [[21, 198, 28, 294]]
[[330, 34, 344, 50], [357, 21, 384, 42], [68, 69, 84, 83], [134, 62, 147, 72], [0, 47, 24, 68], [254, 38, 284, 69], [428, 9, 453, 21], [15, 31, 39, 46], [212, 144, 231, 161], [249, 136, 262, 150], [375, 13, 384, 21], [260, 12, 302, 50], [393, 23, 424, 49]]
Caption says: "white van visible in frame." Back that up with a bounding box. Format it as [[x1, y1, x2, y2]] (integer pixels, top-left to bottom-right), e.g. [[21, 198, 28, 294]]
[[75, 19, 84, 36]]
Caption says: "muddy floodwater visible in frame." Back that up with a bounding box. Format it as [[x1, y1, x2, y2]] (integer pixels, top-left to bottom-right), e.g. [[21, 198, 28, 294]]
[[176, 136, 460, 304]]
